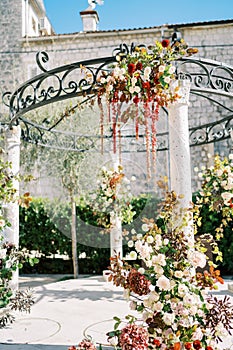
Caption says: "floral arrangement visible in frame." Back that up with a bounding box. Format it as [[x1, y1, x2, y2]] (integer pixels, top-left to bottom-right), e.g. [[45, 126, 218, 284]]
[[83, 165, 136, 231], [0, 147, 35, 327], [94, 39, 198, 177], [195, 154, 233, 241], [69, 186, 233, 350]]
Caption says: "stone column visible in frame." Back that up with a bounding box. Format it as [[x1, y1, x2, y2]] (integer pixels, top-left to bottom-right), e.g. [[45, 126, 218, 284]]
[[168, 80, 193, 241], [110, 152, 123, 258], [4, 125, 21, 289]]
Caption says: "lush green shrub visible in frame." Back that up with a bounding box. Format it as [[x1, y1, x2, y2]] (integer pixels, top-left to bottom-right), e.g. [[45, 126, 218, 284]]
[[193, 192, 233, 275], [19, 195, 160, 274]]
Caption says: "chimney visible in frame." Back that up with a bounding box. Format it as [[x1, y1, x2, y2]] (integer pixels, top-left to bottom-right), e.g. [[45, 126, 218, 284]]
[[80, 6, 99, 32]]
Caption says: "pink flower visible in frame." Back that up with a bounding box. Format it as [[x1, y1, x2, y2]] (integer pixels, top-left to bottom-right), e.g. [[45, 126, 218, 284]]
[[120, 324, 149, 350], [77, 340, 96, 350]]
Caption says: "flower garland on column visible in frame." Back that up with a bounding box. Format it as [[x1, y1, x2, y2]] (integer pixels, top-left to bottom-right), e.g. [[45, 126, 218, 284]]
[[82, 165, 136, 231], [96, 39, 198, 178]]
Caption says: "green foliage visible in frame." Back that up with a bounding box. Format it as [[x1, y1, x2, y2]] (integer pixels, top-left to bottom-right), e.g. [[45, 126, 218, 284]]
[[19, 194, 160, 274], [19, 198, 72, 257], [193, 192, 233, 274], [0, 142, 35, 325]]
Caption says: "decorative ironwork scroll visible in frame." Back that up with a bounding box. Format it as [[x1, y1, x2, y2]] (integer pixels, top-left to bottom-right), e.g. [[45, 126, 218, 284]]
[[2, 42, 233, 151]]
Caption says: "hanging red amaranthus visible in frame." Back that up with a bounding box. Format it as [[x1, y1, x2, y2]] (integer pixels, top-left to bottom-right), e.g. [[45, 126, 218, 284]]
[[95, 39, 198, 177]]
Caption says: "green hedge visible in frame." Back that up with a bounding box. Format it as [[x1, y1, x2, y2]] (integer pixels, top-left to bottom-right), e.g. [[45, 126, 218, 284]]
[[20, 194, 233, 275], [19, 195, 159, 274]]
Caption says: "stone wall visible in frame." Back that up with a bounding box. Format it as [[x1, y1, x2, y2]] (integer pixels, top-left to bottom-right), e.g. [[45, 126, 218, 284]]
[[1, 2, 233, 196]]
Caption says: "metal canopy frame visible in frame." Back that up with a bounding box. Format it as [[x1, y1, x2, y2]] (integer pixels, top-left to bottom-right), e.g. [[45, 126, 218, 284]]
[[2, 43, 233, 152]]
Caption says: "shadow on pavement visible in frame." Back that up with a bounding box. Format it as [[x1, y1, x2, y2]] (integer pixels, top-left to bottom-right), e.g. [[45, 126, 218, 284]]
[[0, 344, 68, 350]]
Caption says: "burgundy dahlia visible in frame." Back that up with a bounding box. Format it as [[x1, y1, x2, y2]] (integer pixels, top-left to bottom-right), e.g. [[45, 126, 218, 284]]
[[193, 340, 202, 350], [128, 63, 136, 75], [120, 324, 149, 350], [128, 269, 150, 295], [133, 95, 140, 104], [136, 62, 143, 71]]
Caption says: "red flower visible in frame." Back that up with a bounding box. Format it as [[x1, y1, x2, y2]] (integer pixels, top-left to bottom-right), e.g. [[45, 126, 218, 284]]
[[206, 347, 214, 350], [193, 340, 202, 350], [142, 82, 151, 90], [184, 343, 192, 350], [128, 63, 136, 75], [68, 347, 77, 350], [161, 39, 170, 48], [133, 95, 140, 104], [136, 62, 143, 71], [153, 339, 161, 346]]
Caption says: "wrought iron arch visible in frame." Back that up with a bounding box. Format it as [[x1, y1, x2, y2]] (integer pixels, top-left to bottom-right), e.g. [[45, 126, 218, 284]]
[[2, 43, 233, 152]]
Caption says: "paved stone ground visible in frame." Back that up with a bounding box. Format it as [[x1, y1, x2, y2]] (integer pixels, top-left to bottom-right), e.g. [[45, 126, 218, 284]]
[[0, 275, 232, 350]]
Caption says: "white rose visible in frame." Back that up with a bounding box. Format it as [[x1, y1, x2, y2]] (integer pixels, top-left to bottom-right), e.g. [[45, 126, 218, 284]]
[[129, 251, 137, 260], [164, 76, 171, 84], [129, 86, 135, 94], [156, 276, 171, 291], [146, 235, 154, 244], [142, 224, 149, 232], [154, 301, 164, 312], [138, 267, 145, 274], [128, 240, 134, 248], [152, 253, 166, 266], [174, 270, 183, 278], [163, 312, 175, 325], [154, 265, 164, 275], [168, 66, 176, 74], [187, 250, 206, 268], [134, 86, 141, 94], [131, 76, 137, 86], [158, 65, 165, 72], [221, 192, 233, 205], [144, 66, 151, 75], [177, 283, 189, 297]]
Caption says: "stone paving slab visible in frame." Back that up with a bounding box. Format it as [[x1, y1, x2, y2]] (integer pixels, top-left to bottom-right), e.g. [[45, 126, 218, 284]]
[[0, 275, 233, 350]]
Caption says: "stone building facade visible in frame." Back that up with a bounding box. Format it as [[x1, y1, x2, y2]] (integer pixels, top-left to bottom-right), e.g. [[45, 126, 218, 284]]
[[1, 0, 233, 197]]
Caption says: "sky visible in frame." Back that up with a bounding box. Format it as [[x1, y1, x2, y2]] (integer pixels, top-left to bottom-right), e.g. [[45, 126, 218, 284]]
[[43, 0, 233, 34]]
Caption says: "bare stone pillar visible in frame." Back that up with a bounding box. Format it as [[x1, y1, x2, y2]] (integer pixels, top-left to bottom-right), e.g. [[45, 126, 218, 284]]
[[110, 152, 123, 258], [168, 80, 193, 242], [4, 125, 21, 289]]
